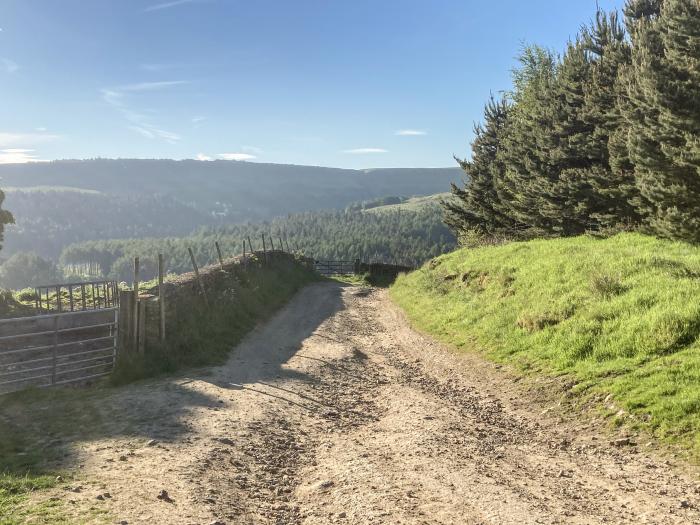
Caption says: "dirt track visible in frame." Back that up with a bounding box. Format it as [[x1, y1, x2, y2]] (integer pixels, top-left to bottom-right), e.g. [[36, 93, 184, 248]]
[[41, 282, 700, 524]]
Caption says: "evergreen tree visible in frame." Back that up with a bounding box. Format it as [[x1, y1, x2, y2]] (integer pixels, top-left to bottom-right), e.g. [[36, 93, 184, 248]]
[[580, 10, 645, 229], [624, 0, 700, 241], [0, 189, 14, 254], [444, 96, 521, 236], [497, 44, 558, 234]]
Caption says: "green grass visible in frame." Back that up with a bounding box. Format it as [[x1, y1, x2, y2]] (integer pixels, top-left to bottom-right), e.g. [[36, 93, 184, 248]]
[[110, 255, 318, 384], [0, 386, 111, 524], [390, 232, 700, 458]]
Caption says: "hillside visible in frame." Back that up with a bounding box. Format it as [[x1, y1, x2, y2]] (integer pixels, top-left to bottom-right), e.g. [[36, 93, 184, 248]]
[[58, 207, 456, 283], [0, 160, 458, 259], [0, 159, 459, 220], [390, 233, 700, 457]]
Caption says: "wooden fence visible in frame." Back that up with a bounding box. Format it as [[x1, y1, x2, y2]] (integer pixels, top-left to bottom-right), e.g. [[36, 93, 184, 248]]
[[35, 279, 119, 313], [0, 309, 118, 394]]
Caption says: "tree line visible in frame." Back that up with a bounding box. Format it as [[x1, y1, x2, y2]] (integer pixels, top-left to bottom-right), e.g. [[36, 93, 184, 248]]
[[445, 0, 700, 244], [57, 206, 455, 283]]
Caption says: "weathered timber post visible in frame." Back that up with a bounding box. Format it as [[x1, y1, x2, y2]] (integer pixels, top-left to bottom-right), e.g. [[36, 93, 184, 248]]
[[158, 253, 166, 342], [118, 289, 135, 355], [132, 257, 140, 350], [215, 241, 225, 270], [137, 299, 146, 354], [242, 241, 247, 268], [285, 238, 290, 252], [354, 258, 361, 275], [262, 234, 267, 264], [51, 315, 58, 385], [188, 247, 209, 307], [279, 236, 284, 253]]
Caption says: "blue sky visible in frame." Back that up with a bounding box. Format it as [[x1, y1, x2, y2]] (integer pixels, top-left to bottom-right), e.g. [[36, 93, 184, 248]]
[[0, 0, 625, 168]]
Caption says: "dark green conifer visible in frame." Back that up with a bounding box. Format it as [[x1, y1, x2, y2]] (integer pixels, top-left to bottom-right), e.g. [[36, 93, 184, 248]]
[[624, 0, 700, 241], [444, 96, 520, 236]]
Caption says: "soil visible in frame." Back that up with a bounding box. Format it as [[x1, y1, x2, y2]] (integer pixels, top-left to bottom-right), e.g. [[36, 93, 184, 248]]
[[35, 282, 700, 524]]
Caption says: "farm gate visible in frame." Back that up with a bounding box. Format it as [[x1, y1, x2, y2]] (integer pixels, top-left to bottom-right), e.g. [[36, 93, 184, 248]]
[[0, 303, 118, 395]]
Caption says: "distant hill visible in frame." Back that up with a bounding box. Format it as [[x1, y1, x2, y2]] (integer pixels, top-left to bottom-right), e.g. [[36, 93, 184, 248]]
[[0, 159, 459, 222], [0, 159, 460, 259]]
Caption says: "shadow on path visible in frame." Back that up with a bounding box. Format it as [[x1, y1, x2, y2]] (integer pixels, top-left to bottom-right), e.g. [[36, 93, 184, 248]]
[[0, 282, 347, 475]]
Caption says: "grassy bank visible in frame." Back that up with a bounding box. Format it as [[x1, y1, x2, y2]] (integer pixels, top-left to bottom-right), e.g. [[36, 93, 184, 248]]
[[390, 233, 700, 457], [111, 254, 318, 384]]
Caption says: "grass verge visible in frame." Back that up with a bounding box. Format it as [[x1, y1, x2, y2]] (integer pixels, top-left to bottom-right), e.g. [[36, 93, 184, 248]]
[[390, 232, 700, 459], [110, 255, 318, 384]]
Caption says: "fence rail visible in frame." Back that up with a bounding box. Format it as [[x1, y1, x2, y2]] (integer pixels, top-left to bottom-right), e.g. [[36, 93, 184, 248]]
[[0, 308, 118, 394], [34, 280, 119, 313]]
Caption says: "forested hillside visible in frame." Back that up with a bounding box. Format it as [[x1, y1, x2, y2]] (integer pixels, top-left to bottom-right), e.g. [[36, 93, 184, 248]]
[[58, 204, 455, 283], [0, 160, 458, 259], [2, 190, 214, 259]]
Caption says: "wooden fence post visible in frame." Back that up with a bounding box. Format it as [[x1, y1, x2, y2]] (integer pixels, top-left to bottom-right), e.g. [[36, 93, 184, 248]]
[[279, 236, 284, 253], [51, 315, 58, 385], [158, 253, 166, 342], [188, 247, 209, 307], [242, 241, 247, 268], [215, 241, 225, 270], [118, 290, 135, 354], [137, 299, 146, 354], [262, 234, 267, 264], [132, 257, 140, 351]]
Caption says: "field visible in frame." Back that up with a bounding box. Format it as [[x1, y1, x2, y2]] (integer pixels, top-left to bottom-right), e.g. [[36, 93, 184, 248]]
[[363, 193, 450, 214], [390, 233, 700, 458]]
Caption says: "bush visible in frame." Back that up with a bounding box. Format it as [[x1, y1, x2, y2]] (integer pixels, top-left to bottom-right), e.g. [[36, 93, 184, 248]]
[[0, 252, 62, 290]]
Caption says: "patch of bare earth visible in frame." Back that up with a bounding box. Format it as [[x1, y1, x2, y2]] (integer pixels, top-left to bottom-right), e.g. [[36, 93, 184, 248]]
[[33, 282, 700, 524]]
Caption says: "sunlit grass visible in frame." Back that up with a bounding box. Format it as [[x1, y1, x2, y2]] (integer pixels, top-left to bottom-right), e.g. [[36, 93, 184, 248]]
[[390, 232, 700, 458]]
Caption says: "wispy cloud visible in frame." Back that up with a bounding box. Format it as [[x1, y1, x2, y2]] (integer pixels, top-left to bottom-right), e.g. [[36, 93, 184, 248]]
[[217, 153, 256, 161], [344, 148, 388, 154], [241, 145, 263, 155], [120, 80, 189, 92], [0, 132, 61, 146], [0, 131, 60, 163], [191, 116, 206, 128], [101, 81, 187, 143], [0, 149, 46, 164], [144, 0, 201, 12], [196, 153, 213, 161], [1, 58, 18, 74], [140, 63, 181, 72], [395, 129, 427, 136]]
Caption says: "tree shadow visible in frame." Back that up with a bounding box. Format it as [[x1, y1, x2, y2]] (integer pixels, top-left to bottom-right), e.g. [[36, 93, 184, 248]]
[[0, 282, 347, 476]]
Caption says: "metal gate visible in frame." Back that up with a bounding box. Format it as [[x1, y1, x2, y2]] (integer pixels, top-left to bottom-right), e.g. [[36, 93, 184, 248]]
[[0, 308, 118, 394], [314, 260, 357, 276]]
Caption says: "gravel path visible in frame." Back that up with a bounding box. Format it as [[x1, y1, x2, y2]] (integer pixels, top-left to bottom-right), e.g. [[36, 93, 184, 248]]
[[42, 282, 700, 524]]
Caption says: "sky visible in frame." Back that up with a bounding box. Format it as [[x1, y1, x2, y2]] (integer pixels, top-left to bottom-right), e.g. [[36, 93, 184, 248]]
[[0, 0, 625, 169]]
